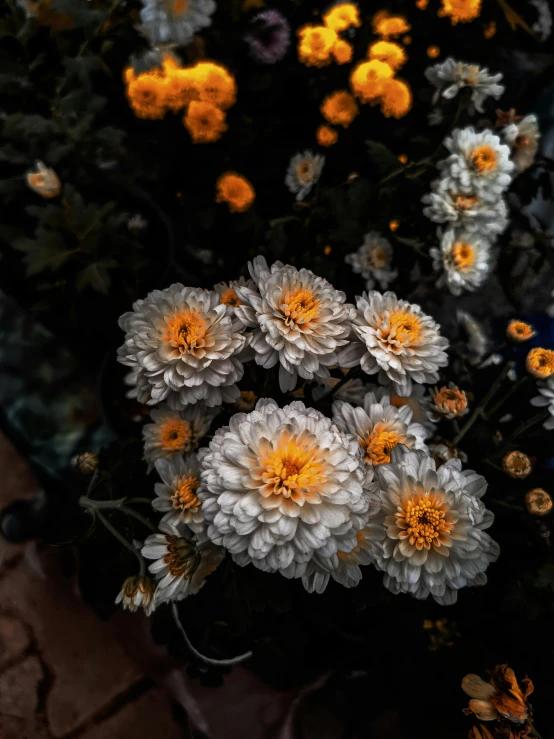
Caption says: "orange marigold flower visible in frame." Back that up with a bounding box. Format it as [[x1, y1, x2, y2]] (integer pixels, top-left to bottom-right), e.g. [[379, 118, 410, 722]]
[[126, 74, 166, 119], [430, 383, 469, 420], [297, 25, 338, 67], [427, 45, 440, 58], [192, 62, 237, 110], [332, 39, 353, 64], [526, 347, 554, 379], [462, 664, 534, 724], [502, 451, 532, 480], [484, 21, 496, 38], [26, 161, 62, 199], [416, 0, 429, 8], [184, 101, 228, 143], [320, 90, 359, 127], [316, 124, 338, 147], [350, 59, 394, 103], [389, 219, 400, 231], [372, 10, 411, 38], [380, 78, 413, 118], [438, 0, 482, 24], [368, 40, 407, 71], [216, 172, 255, 213], [506, 320, 536, 343], [163, 69, 200, 111], [323, 3, 361, 32], [398, 153, 408, 164], [525, 488, 553, 516]]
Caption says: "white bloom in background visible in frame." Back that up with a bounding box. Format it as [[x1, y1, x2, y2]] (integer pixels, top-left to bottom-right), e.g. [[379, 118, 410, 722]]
[[530, 376, 554, 430], [345, 232, 398, 290], [337, 291, 449, 396], [139, 0, 216, 46], [142, 522, 224, 604], [128, 213, 149, 232], [388, 383, 436, 433], [142, 403, 217, 472], [425, 59, 504, 113], [198, 399, 376, 592], [213, 276, 256, 316], [530, 0, 552, 41], [115, 575, 156, 616], [438, 128, 514, 201], [118, 284, 247, 409], [422, 178, 509, 237], [234, 256, 355, 392], [502, 115, 540, 174], [431, 228, 494, 296], [152, 454, 204, 533], [364, 447, 499, 605], [333, 387, 429, 466], [312, 375, 373, 405], [285, 150, 325, 200]]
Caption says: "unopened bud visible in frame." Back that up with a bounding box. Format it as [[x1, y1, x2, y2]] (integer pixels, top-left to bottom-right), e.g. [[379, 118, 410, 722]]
[[73, 452, 99, 475]]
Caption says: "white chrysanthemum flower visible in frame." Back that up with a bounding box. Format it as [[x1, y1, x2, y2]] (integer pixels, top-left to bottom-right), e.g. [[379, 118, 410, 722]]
[[139, 0, 216, 46], [152, 454, 205, 533], [115, 575, 156, 616], [285, 150, 325, 200], [234, 256, 356, 392], [142, 403, 217, 472], [364, 447, 499, 605], [213, 276, 256, 316], [142, 522, 224, 604], [502, 115, 540, 174], [388, 384, 436, 433], [337, 291, 449, 397], [438, 128, 514, 202], [422, 178, 509, 237], [117, 284, 247, 409], [312, 375, 373, 406], [530, 0, 552, 41], [430, 228, 494, 296], [332, 387, 429, 467], [198, 399, 376, 593], [425, 59, 504, 113], [530, 376, 554, 430], [345, 232, 398, 290]]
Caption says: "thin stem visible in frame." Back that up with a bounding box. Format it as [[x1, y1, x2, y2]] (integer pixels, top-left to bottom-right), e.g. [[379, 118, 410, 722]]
[[94, 510, 146, 576], [485, 376, 529, 418], [171, 603, 252, 666], [124, 497, 155, 506], [80, 495, 126, 509], [529, 722, 544, 739], [80, 497, 158, 532], [495, 410, 550, 454], [119, 506, 158, 533]]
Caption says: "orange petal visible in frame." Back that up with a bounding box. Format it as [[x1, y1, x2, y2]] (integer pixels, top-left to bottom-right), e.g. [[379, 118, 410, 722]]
[[467, 699, 498, 721]]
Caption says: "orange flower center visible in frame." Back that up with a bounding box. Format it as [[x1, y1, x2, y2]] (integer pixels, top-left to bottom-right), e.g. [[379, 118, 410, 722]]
[[170, 0, 188, 13], [454, 194, 479, 210], [261, 437, 325, 498], [362, 425, 405, 465], [452, 242, 475, 271], [159, 419, 192, 451], [220, 288, 242, 307], [296, 160, 315, 183], [470, 145, 497, 173], [397, 495, 452, 550], [164, 537, 200, 577], [172, 476, 201, 511], [281, 287, 320, 325], [165, 310, 207, 352], [370, 246, 388, 268], [382, 311, 421, 344], [433, 388, 467, 414]]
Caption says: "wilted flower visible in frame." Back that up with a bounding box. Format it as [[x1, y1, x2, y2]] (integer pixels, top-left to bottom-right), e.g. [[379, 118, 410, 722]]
[[526, 348, 554, 379], [372, 10, 411, 37], [502, 115, 540, 174], [323, 3, 361, 32], [234, 390, 257, 412], [425, 59, 504, 113], [198, 399, 375, 592], [142, 404, 216, 472], [468, 724, 495, 739], [285, 150, 325, 200], [297, 25, 338, 67], [245, 9, 291, 64], [431, 228, 494, 296], [216, 172, 256, 212], [139, 0, 216, 46], [530, 376, 554, 430], [380, 78, 413, 118], [350, 60, 394, 103], [117, 284, 247, 409], [428, 383, 469, 420], [506, 320, 536, 343], [462, 664, 533, 725], [183, 100, 228, 143], [525, 488, 552, 516], [502, 451, 532, 480], [26, 161, 62, 199], [368, 41, 407, 71], [115, 575, 156, 616], [321, 90, 359, 128], [365, 447, 499, 604], [345, 232, 397, 291], [337, 290, 449, 397], [438, 0, 482, 24], [73, 451, 99, 475], [316, 125, 338, 147]]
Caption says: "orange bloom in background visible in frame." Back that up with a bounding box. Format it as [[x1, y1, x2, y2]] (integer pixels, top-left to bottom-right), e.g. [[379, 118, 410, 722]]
[[368, 40, 407, 71], [126, 74, 167, 119], [506, 320, 536, 343], [26, 161, 62, 199], [316, 124, 338, 147], [502, 451, 532, 480], [372, 10, 411, 37], [427, 45, 440, 58], [438, 0, 482, 24], [526, 347, 554, 379], [332, 39, 354, 64], [297, 25, 338, 67], [389, 219, 400, 231], [380, 78, 413, 118], [323, 2, 361, 32], [184, 101, 228, 143], [484, 21, 496, 38], [350, 59, 394, 103], [462, 664, 533, 726], [163, 69, 200, 111], [321, 90, 359, 127], [416, 0, 429, 8], [216, 172, 256, 213], [193, 61, 237, 110], [525, 488, 553, 516]]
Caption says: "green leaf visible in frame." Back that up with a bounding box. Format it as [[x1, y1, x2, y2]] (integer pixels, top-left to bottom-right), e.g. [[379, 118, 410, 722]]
[[365, 140, 399, 175], [94, 126, 125, 148], [13, 233, 72, 276], [75, 259, 117, 294]]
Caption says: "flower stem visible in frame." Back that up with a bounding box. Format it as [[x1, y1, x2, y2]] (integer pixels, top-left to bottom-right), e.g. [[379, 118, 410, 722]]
[[323, 367, 363, 400], [484, 375, 529, 419], [79, 497, 158, 532], [93, 509, 146, 576], [171, 603, 252, 666], [495, 409, 550, 454]]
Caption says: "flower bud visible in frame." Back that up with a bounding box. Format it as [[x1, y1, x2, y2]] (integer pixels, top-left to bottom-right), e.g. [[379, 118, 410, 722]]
[[502, 451, 532, 480], [73, 452, 99, 476], [525, 488, 553, 517], [526, 348, 554, 379], [506, 320, 535, 343], [115, 575, 156, 616], [430, 383, 469, 420], [25, 161, 62, 199]]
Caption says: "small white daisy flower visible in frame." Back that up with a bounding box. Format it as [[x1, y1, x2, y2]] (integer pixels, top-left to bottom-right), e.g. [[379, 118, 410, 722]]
[[438, 127, 514, 202], [502, 114, 540, 174], [345, 232, 398, 290], [425, 58, 504, 113], [530, 376, 554, 430], [337, 291, 449, 397], [430, 228, 494, 296], [332, 387, 429, 467], [213, 276, 257, 316], [139, 0, 216, 47], [115, 575, 156, 616], [285, 150, 325, 201], [152, 454, 204, 533], [530, 0, 552, 41], [363, 446, 499, 605]]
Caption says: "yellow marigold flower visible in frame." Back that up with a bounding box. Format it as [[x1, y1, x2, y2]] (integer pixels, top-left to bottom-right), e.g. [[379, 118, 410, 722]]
[[320, 90, 359, 127], [216, 172, 255, 213], [183, 101, 228, 143], [525, 488, 553, 516], [332, 39, 354, 65], [526, 347, 554, 379], [372, 10, 411, 38], [126, 73, 167, 119], [380, 78, 413, 118], [26, 161, 62, 199], [163, 69, 200, 111], [297, 25, 338, 67], [317, 124, 338, 147], [502, 451, 532, 480], [323, 3, 361, 32], [368, 40, 407, 71], [506, 320, 536, 343], [427, 45, 440, 58], [192, 62, 237, 110], [350, 59, 394, 103], [438, 0, 482, 24]]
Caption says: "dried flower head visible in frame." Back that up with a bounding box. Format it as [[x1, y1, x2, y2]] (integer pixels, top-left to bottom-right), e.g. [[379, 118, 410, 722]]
[[297, 25, 338, 67], [380, 78, 413, 118], [245, 9, 291, 64], [216, 172, 256, 213], [506, 320, 536, 343], [525, 488, 552, 516], [462, 664, 533, 724], [429, 383, 469, 420], [26, 161, 62, 199], [73, 452, 99, 475], [115, 575, 156, 616], [323, 3, 361, 32], [502, 451, 532, 480], [350, 60, 394, 103], [368, 41, 407, 71], [234, 390, 257, 412], [372, 10, 411, 37], [321, 90, 359, 128], [183, 101, 228, 143], [438, 0, 482, 24], [526, 348, 554, 379]]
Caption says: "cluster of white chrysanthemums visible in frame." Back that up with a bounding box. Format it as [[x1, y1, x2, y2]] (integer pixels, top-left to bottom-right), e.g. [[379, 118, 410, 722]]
[[138, 0, 216, 47], [115, 257, 499, 611]]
